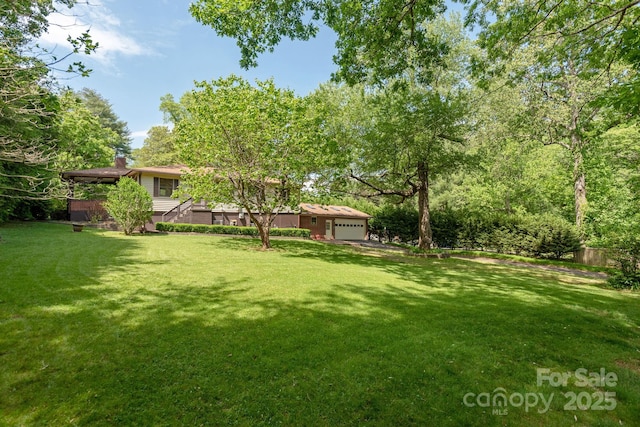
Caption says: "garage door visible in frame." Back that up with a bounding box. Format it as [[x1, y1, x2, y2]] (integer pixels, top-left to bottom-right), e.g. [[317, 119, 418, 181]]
[[334, 219, 367, 240]]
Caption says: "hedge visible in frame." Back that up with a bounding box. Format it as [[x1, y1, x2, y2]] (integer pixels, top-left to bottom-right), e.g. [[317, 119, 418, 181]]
[[456, 212, 581, 259], [155, 222, 311, 238]]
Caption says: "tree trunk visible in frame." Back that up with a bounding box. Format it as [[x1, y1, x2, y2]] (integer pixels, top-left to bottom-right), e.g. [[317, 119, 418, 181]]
[[572, 145, 587, 241], [254, 220, 271, 250], [259, 226, 271, 250], [248, 211, 272, 250], [417, 161, 432, 250]]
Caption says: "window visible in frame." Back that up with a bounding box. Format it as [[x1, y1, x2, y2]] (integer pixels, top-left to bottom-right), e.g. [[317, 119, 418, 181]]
[[311, 216, 317, 225], [153, 178, 178, 197]]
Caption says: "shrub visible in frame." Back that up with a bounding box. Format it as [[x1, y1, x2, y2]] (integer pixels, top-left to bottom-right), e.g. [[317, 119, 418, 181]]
[[607, 235, 640, 290], [431, 207, 462, 248], [529, 215, 582, 259], [104, 178, 153, 235], [455, 212, 580, 259], [155, 222, 311, 238], [608, 272, 640, 290], [457, 214, 489, 249], [369, 204, 419, 242]]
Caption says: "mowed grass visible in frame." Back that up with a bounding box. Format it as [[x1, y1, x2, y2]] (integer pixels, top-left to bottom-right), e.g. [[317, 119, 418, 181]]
[[1, 223, 639, 426]]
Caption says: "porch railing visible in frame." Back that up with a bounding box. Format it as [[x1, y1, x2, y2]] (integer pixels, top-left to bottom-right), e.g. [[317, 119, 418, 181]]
[[161, 198, 193, 223]]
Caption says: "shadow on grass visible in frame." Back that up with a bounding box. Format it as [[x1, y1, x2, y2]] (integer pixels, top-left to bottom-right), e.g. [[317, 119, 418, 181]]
[[1, 225, 639, 426]]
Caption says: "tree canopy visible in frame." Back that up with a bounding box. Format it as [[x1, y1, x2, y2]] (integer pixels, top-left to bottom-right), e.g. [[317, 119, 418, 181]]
[[465, 0, 640, 113], [189, 0, 450, 85], [0, 0, 96, 220], [176, 75, 317, 249], [77, 88, 132, 157], [133, 126, 180, 167]]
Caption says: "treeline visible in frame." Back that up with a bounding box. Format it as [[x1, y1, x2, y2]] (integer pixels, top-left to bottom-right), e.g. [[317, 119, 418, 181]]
[[0, 2, 132, 222]]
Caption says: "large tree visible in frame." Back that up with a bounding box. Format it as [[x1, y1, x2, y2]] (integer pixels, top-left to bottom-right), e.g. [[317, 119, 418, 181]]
[[132, 126, 179, 167], [189, 0, 450, 85], [353, 83, 468, 249], [0, 0, 95, 219], [56, 90, 119, 171], [176, 76, 315, 249], [77, 88, 132, 157], [465, 0, 640, 114], [466, 2, 635, 237], [312, 16, 472, 249]]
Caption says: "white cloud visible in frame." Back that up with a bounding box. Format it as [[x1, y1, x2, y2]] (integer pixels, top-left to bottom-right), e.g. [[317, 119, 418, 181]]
[[41, 1, 151, 68], [131, 130, 149, 140]]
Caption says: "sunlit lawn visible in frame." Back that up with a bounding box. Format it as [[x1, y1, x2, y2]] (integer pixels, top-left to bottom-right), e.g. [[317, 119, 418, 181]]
[[1, 222, 639, 426]]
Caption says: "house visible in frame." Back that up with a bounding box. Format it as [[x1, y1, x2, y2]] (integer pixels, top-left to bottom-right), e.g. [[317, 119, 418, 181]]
[[61, 159, 371, 240]]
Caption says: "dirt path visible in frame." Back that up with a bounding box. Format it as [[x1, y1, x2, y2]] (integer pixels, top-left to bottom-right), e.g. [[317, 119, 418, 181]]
[[450, 255, 609, 280], [329, 240, 609, 280]]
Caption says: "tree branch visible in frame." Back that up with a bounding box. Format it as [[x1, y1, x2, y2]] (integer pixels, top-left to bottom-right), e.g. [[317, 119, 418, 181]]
[[349, 171, 415, 202]]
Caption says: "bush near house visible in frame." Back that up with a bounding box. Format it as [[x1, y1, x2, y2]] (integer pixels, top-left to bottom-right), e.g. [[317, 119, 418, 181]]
[[104, 178, 153, 235], [156, 222, 311, 238]]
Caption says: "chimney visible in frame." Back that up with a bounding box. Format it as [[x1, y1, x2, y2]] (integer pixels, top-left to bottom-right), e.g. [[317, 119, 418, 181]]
[[115, 156, 127, 169]]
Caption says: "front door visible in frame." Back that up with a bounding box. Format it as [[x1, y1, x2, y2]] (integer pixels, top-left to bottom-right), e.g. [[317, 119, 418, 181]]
[[325, 219, 333, 239]]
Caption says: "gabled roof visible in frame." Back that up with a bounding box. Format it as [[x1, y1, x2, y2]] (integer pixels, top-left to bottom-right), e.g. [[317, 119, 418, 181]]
[[299, 203, 372, 219]]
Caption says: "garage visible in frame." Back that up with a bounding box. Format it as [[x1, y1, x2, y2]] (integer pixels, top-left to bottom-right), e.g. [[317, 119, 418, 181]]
[[299, 204, 372, 240], [334, 218, 367, 240]]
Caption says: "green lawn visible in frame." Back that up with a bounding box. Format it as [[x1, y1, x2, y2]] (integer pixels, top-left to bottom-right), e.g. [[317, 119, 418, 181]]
[[1, 222, 639, 426]]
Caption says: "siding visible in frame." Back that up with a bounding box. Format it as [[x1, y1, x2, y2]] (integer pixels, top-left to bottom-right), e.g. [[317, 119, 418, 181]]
[[140, 175, 155, 196], [139, 174, 180, 212], [153, 199, 181, 213]]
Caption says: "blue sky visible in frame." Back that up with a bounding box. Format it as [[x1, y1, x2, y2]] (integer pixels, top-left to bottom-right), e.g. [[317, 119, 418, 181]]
[[42, 0, 466, 150]]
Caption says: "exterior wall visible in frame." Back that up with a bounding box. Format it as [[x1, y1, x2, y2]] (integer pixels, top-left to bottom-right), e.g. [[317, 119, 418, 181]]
[[273, 214, 299, 229], [299, 215, 369, 240], [138, 173, 181, 212], [300, 215, 333, 239], [189, 209, 214, 225], [211, 212, 299, 228], [139, 174, 154, 197], [68, 199, 109, 222]]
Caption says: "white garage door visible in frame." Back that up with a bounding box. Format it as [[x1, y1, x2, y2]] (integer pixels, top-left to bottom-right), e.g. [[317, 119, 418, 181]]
[[334, 219, 367, 240]]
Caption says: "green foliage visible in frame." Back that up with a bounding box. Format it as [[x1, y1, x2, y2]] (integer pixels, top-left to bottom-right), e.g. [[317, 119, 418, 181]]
[[431, 207, 462, 248], [467, 0, 633, 235], [76, 88, 132, 157], [176, 75, 317, 249], [584, 124, 640, 244], [0, 0, 97, 219], [55, 90, 119, 171], [444, 211, 582, 259], [530, 215, 584, 259], [369, 204, 419, 242], [466, 0, 640, 115], [132, 126, 180, 167], [370, 206, 581, 259], [104, 178, 153, 235], [606, 235, 640, 290], [189, 0, 449, 85], [155, 222, 310, 238]]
